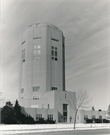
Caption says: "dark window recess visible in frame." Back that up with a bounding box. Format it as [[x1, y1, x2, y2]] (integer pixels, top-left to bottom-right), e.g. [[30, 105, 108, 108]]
[[22, 49, 25, 62], [55, 51, 57, 57], [52, 50, 54, 56], [52, 57, 54, 60], [33, 37, 41, 39], [51, 87, 57, 90], [55, 47, 57, 50], [63, 104, 67, 111], [33, 96, 39, 100], [33, 86, 40, 91], [55, 58, 57, 61], [48, 104, 49, 109], [22, 59, 25, 62], [52, 46, 54, 49], [51, 38, 59, 42], [65, 94, 66, 99], [63, 104, 67, 122], [22, 41, 26, 45]]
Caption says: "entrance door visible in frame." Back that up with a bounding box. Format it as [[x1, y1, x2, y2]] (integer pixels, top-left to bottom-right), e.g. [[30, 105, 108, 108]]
[[63, 104, 67, 122]]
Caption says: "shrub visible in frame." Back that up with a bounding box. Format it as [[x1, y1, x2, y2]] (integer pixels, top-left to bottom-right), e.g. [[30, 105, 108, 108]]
[[35, 118, 56, 124], [94, 119, 102, 123], [1, 106, 17, 124], [103, 119, 109, 123], [45, 119, 56, 124], [36, 118, 46, 124], [24, 115, 35, 124], [86, 119, 93, 123]]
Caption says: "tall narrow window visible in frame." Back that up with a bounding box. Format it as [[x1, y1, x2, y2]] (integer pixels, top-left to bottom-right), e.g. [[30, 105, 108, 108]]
[[55, 51, 57, 57], [65, 93, 66, 99], [22, 49, 25, 62], [52, 50, 54, 56], [51, 46, 58, 61]]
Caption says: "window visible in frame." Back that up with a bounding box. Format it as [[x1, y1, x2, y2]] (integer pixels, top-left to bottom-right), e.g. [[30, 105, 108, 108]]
[[52, 46, 54, 49], [63, 104, 67, 122], [48, 104, 49, 109], [99, 116, 102, 120], [33, 45, 37, 57], [63, 104, 67, 111], [21, 88, 24, 93], [65, 94, 66, 99], [36, 114, 42, 120], [55, 47, 57, 50], [33, 86, 40, 92], [51, 46, 58, 61], [22, 49, 25, 62], [51, 38, 59, 42], [55, 58, 57, 61], [33, 96, 40, 100], [92, 115, 96, 119], [51, 87, 57, 90], [22, 41, 25, 45], [52, 50, 54, 56], [52, 57, 54, 60], [55, 51, 57, 57], [84, 115, 88, 120], [48, 114, 53, 120]]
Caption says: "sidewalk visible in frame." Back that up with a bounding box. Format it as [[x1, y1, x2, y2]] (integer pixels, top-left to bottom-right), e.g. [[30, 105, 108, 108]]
[[0, 123, 110, 134]]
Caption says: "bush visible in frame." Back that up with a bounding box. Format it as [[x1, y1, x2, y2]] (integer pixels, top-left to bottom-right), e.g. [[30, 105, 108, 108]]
[[24, 116, 35, 124], [94, 119, 102, 123], [35, 118, 56, 124], [36, 118, 46, 124], [86, 119, 93, 123], [1, 106, 17, 124], [103, 119, 109, 123], [45, 119, 56, 124]]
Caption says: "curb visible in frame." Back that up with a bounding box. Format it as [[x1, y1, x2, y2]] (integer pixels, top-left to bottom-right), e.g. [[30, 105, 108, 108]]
[[1, 126, 110, 135]]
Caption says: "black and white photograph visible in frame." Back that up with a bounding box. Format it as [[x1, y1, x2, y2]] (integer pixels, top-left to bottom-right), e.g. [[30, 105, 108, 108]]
[[1, 0, 110, 134]]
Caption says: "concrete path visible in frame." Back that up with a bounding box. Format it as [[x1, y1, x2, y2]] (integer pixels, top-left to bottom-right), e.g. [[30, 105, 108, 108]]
[[0, 123, 110, 135]]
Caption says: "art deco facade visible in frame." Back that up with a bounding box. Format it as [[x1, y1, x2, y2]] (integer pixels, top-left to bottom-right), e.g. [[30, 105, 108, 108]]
[[19, 23, 75, 122]]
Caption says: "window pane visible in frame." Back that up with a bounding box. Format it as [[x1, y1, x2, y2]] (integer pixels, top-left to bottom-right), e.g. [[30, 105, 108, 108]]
[[52, 57, 54, 60], [52, 50, 54, 56], [52, 46, 54, 49], [55, 47, 57, 50], [55, 58, 57, 61], [55, 51, 57, 57]]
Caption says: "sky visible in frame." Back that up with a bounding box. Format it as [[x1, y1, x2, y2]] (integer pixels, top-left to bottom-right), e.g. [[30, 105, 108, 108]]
[[1, 0, 110, 110]]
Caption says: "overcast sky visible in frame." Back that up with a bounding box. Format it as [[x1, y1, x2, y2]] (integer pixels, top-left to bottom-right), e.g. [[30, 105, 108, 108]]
[[1, 0, 110, 110]]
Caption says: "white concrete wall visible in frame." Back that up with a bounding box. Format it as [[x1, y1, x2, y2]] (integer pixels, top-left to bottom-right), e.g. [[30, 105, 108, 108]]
[[19, 24, 65, 108], [77, 109, 106, 123]]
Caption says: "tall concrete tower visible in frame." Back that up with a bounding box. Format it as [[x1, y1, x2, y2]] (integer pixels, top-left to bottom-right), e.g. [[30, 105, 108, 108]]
[[19, 23, 65, 107]]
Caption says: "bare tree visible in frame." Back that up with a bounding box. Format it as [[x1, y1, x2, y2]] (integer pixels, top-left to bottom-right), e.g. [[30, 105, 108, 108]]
[[69, 89, 91, 129]]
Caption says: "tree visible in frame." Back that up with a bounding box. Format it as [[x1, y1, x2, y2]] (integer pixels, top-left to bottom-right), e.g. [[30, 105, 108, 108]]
[[6, 101, 13, 107], [14, 100, 27, 124], [69, 89, 91, 129], [1, 101, 17, 124]]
